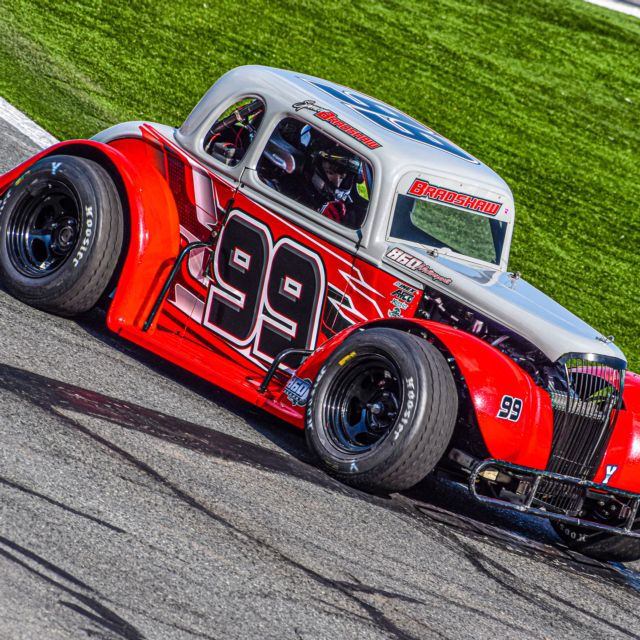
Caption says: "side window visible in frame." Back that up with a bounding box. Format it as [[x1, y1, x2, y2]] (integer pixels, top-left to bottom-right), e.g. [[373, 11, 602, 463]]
[[204, 98, 265, 166], [256, 117, 372, 230]]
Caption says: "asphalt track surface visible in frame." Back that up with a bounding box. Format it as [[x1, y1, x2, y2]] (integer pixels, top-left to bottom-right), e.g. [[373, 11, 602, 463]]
[[1, 117, 640, 640]]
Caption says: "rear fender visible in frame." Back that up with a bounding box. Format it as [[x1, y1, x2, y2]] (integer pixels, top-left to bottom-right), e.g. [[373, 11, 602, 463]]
[[0, 137, 181, 331], [278, 318, 553, 467], [103, 136, 181, 330]]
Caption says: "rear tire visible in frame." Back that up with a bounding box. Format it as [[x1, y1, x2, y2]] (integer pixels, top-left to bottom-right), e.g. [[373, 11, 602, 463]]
[[305, 328, 458, 492], [552, 520, 640, 563], [0, 154, 124, 316]]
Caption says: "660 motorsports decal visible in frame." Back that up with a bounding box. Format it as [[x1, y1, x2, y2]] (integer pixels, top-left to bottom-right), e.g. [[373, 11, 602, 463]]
[[386, 248, 452, 285]]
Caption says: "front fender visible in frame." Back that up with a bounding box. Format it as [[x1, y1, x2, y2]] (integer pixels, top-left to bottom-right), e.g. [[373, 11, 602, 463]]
[[595, 371, 640, 493], [277, 318, 554, 469], [406, 319, 553, 469]]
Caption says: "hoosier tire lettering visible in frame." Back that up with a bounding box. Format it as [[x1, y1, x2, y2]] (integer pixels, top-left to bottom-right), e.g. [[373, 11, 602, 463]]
[[305, 327, 458, 492], [73, 206, 94, 267], [394, 377, 416, 441], [0, 154, 124, 316]]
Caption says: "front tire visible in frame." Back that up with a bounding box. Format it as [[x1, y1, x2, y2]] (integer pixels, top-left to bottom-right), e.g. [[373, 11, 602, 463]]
[[0, 154, 124, 316], [305, 328, 458, 492], [552, 520, 640, 563]]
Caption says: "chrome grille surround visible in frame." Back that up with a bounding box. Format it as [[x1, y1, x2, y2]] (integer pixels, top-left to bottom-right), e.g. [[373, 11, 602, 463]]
[[541, 353, 626, 514]]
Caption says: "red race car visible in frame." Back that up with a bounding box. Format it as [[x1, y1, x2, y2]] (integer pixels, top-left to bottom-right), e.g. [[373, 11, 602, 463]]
[[1, 66, 639, 561]]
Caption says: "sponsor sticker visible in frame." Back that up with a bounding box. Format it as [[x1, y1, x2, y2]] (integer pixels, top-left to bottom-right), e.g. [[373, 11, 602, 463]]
[[72, 206, 94, 267], [386, 248, 452, 286], [284, 376, 312, 407], [388, 281, 418, 318], [292, 100, 381, 149], [409, 179, 502, 216]]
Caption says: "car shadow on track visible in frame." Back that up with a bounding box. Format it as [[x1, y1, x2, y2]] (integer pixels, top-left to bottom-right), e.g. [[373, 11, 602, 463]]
[[67, 308, 640, 586], [75, 307, 313, 462]]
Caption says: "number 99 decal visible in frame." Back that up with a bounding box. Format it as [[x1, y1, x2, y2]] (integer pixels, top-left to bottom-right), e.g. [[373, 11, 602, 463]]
[[496, 395, 523, 422], [204, 211, 326, 363]]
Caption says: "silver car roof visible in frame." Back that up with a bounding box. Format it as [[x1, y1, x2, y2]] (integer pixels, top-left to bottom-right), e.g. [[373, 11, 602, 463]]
[[93, 66, 624, 365], [177, 65, 516, 267]]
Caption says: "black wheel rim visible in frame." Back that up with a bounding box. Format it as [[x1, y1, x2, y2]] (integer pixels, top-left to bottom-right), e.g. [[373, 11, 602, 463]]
[[7, 179, 81, 277], [324, 353, 403, 454]]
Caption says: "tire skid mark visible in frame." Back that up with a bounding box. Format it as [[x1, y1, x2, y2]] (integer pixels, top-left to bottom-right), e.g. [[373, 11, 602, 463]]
[[61, 419, 427, 640], [0, 356, 634, 590], [360, 537, 536, 638], [0, 362, 345, 494], [314, 597, 375, 625], [0, 536, 96, 592], [2, 362, 640, 636], [0, 477, 126, 533], [406, 514, 640, 638], [61, 601, 220, 640], [391, 492, 640, 595], [423, 503, 640, 616], [0, 538, 143, 639], [0, 363, 437, 640]]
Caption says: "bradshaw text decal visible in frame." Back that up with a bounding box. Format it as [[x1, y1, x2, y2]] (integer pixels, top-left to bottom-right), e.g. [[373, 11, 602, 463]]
[[409, 179, 501, 216], [292, 100, 381, 149]]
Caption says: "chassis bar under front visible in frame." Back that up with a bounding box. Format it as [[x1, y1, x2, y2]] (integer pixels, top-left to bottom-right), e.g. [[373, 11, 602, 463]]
[[470, 459, 640, 538]]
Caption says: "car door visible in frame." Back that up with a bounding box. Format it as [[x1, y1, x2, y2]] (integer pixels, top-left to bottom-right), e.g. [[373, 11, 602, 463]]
[[204, 115, 378, 373]]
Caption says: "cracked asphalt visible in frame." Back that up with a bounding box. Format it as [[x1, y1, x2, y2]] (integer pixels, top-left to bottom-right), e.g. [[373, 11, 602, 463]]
[[1, 123, 640, 640]]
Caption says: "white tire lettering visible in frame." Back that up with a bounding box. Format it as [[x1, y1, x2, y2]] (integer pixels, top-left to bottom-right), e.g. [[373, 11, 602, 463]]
[[394, 376, 416, 440], [73, 207, 94, 268]]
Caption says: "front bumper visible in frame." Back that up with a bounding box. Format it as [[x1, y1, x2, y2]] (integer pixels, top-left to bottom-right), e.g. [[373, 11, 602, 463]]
[[470, 459, 640, 538]]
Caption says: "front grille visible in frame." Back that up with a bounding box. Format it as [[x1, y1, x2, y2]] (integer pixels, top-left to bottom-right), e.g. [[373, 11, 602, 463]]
[[540, 355, 625, 514]]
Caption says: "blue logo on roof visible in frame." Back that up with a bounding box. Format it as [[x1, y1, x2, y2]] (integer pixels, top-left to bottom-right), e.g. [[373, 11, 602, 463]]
[[307, 80, 479, 164]]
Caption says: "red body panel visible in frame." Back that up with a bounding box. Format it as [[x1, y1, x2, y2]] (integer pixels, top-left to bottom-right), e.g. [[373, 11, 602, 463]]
[[100, 127, 426, 425], [421, 322, 555, 468], [4, 129, 638, 489], [594, 371, 640, 492]]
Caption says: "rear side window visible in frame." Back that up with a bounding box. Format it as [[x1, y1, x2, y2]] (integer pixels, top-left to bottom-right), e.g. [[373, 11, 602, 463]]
[[256, 117, 372, 229], [204, 98, 265, 166]]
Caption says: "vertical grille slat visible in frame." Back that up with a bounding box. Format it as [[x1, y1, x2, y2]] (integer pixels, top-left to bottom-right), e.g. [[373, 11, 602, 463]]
[[540, 356, 625, 515]]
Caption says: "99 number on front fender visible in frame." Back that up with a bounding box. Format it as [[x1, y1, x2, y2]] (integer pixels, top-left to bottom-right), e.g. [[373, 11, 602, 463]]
[[204, 210, 326, 362], [497, 395, 523, 422]]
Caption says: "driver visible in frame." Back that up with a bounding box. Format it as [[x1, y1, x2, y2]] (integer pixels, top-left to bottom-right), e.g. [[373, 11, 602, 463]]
[[289, 143, 364, 226]]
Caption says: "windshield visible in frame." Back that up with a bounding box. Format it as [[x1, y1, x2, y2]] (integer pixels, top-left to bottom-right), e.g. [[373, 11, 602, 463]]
[[390, 194, 507, 265]]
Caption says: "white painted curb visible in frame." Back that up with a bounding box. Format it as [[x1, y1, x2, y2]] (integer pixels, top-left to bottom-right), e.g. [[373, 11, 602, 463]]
[[585, 0, 640, 18], [0, 96, 59, 149]]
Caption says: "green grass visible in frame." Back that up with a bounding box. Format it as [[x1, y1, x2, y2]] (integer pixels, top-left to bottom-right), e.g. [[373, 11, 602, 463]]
[[0, 0, 638, 369]]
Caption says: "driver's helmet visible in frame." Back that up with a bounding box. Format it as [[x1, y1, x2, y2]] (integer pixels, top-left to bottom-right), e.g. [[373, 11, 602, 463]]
[[309, 145, 362, 202]]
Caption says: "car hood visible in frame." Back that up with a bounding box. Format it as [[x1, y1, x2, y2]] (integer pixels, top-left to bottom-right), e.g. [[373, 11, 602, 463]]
[[383, 244, 627, 366]]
